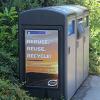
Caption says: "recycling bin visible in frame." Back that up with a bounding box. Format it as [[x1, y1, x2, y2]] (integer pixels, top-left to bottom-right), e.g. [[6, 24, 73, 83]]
[[19, 5, 89, 100], [19, 6, 77, 100]]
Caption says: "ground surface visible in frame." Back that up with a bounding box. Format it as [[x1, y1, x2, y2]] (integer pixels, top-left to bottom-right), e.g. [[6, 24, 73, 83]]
[[71, 75, 100, 100]]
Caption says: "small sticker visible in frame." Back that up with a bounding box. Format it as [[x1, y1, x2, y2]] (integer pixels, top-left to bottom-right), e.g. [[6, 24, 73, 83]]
[[48, 80, 58, 87]]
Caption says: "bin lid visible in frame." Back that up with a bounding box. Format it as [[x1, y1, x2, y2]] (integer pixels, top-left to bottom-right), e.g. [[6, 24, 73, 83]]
[[61, 5, 88, 17], [47, 6, 76, 16], [22, 6, 76, 16], [74, 5, 89, 14], [20, 6, 76, 25]]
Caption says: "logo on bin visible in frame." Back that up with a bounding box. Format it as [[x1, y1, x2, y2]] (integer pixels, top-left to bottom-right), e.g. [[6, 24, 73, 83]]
[[48, 80, 58, 87], [27, 30, 46, 35]]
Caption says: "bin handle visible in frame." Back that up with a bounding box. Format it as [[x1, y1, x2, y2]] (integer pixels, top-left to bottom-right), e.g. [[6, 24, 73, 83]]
[[83, 36, 86, 43], [76, 41, 79, 48], [68, 47, 70, 54]]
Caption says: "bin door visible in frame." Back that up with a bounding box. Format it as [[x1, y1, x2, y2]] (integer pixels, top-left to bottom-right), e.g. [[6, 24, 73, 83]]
[[76, 18, 84, 89], [67, 17, 76, 99]]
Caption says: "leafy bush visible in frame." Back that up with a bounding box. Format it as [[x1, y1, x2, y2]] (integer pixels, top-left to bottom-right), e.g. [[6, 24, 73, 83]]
[[0, 7, 18, 57], [0, 7, 18, 82], [0, 79, 34, 100], [83, 0, 100, 74], [0, 0, 41, 11], [89, 31, 100, 75], [0, 0, 64, 12], [0, 51, 18, 82]]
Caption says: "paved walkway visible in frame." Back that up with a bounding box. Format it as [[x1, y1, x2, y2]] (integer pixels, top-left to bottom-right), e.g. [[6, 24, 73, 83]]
[[71, 75, 100, 100]]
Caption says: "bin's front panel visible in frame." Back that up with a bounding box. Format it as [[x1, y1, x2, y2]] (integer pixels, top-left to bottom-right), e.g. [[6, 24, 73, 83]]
[[25, 30, 58, 88]]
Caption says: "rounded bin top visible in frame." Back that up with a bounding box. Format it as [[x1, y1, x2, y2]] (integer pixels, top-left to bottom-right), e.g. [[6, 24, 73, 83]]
[[60, 5, 88, 17], [20, 6, 76, 25]]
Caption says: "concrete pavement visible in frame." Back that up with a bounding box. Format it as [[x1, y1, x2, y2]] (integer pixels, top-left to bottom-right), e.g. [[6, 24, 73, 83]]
[[71, 75, 100, 100]]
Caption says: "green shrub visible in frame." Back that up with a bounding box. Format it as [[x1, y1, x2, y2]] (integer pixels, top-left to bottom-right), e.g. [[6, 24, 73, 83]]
[[0, 0, 65, 12], [0, 7, 18, 57], [0, 51, 18, 82], [0, 79, 35, 100], [89, 31, 100, 75], [0, 7, 18, 82], [84, 0, 100, 74]]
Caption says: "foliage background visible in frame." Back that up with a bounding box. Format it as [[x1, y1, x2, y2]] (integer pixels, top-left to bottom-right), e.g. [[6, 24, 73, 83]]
[[0, 0, 100, 99]]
